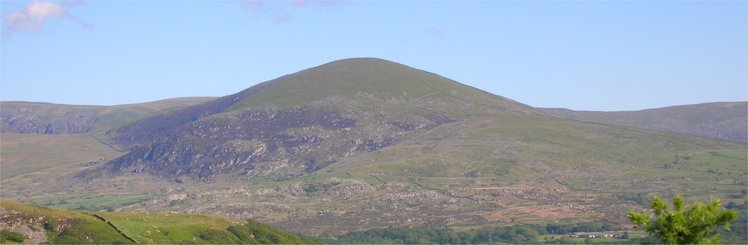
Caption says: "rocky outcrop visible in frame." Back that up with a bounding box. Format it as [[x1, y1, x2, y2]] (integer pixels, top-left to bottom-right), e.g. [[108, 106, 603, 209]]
[[112, 84, 270, 145], [97, 102, 455, 181], [105, 106, 383, 180], [0, 209, 50, 244]]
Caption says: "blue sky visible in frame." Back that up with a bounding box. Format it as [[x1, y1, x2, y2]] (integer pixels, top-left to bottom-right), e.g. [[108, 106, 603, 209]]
[[1, 0, 746, 111]]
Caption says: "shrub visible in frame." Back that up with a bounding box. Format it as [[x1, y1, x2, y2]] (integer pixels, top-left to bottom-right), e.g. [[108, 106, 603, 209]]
[[1, 229, 25, 243], [44, 219, 58, 231]]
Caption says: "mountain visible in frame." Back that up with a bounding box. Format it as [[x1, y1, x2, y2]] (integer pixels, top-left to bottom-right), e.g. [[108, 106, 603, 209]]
[[540, 102, 748, 142], [0, 97, 214, 136], [0, 201, 316, 244], [1, 58, 745, 238], [102, 58, 534, 180]]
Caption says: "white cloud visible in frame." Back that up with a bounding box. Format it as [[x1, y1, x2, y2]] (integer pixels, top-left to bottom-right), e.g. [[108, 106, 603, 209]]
[[4, 1, 83, 33]]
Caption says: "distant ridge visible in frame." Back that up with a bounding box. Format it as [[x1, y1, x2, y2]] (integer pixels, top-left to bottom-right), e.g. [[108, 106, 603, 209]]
[[0, 97, 215, 135], [540, 102, 748, 142]]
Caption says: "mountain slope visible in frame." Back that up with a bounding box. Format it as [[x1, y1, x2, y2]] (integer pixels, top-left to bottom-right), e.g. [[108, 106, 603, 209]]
[[540, 102, 748, 142], [4, 58, 745, 237], [0, 201, 316, 244], [0, 97, 214, 136], [0, 133, 122, 197]]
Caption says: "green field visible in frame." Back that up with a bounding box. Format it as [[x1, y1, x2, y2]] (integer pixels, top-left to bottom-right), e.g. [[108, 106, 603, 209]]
[[98, 211, 242, 244], [26, 194, 152, 211]]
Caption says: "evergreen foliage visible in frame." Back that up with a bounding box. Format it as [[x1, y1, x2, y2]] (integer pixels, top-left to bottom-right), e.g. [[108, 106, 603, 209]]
[[628, 195, 738, 244]]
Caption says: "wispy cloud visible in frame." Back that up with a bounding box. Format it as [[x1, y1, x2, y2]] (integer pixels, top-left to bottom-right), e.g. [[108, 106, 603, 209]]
[[242, 0, 342, 25], [292, 0, 308, 7], [242, 0, 264, 12], [427, 27, 444, 39], [293, 0, 341, 8], [271, 15, 290, 25], [3, 0, 86, 33], [315, 0, 342, 8]]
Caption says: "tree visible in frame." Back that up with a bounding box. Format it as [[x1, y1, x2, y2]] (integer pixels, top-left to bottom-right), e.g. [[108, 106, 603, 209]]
[[628, 194, 738, 244]]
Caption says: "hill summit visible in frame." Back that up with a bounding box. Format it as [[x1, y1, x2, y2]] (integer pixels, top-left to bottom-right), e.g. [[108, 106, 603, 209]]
[[225, 58, 527, 109]]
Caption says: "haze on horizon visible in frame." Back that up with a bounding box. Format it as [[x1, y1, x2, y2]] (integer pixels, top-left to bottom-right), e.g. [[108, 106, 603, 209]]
[[1, 0, 746, 111]]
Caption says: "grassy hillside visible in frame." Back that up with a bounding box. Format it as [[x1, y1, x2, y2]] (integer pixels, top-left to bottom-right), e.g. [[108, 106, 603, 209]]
[[541, 102, 748, 142], [0, 201, 316, 244], [0, 133, 124, 198], [0, 200, 136, 244], [0, 134, 121, 180], [99, 212, 316, 244]]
